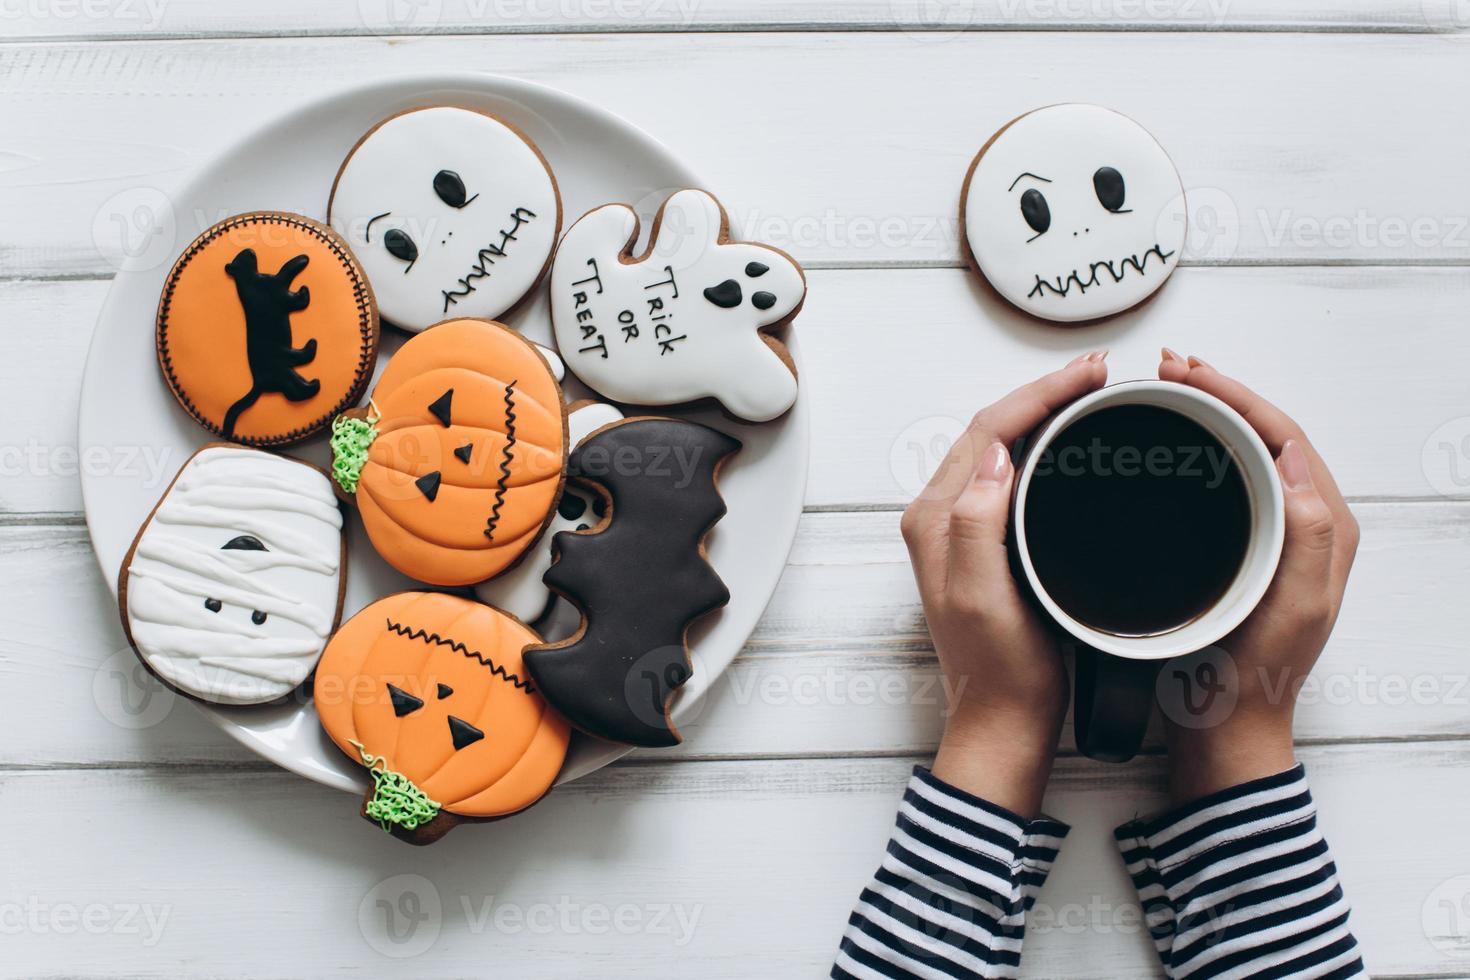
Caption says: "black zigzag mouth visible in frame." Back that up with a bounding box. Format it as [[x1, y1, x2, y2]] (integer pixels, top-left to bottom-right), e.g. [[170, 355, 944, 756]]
[[384, 617, 534, 694], [1028, 243, 1175, 301], [439, 207, 538, 314]]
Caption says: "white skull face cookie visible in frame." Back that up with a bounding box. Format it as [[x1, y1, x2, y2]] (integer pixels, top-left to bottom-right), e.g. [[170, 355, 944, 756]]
[[329, 106, 561, 332], [550, 189, 805, 423], [961, 104, 1186, 323], [118, 446, 345, 705], [475, 401, 624, 624]]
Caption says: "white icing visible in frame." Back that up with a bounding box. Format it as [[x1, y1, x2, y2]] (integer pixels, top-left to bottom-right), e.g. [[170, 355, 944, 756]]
[[329, 106, 560, 332], [961, 104, 1186, 323], [475, 402, 624, 623], [123, 447, 344, 705], [550, 189, 804, 423]]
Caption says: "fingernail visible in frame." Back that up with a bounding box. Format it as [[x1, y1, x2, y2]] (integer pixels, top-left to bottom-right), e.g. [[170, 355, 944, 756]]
[[1086, 348, 1109, 363], [976, 441, 1010, 485], [1161, 346, 1182, 363], [1066, 352, 1089, 367], [1187, 355, 1212, 369], [1279, 439, 1313, 491]]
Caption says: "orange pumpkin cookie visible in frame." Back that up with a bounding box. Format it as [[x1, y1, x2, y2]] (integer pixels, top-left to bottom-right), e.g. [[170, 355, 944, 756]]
[[329, 317, 567, 586], [315, 592, 569, 844], [157, 211, 379, 446]]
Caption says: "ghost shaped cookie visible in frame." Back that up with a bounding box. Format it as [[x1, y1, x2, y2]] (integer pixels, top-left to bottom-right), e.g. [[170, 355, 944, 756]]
[[118, 445, 346, 705], [329, 106, 562, 332], [549, 189, 805, 423], [960, 104, 1187, 323]]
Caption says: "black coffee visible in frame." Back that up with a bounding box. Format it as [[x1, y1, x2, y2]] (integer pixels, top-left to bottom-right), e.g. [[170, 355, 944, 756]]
[[1021, 404, 1251, 637]]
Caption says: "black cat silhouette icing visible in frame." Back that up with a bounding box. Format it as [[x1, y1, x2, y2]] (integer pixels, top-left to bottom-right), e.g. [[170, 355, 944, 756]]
[[220, 248, 321, 438]]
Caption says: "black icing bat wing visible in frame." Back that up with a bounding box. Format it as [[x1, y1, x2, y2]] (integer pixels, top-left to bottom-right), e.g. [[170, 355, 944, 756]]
[[524, 418, 741, 747]]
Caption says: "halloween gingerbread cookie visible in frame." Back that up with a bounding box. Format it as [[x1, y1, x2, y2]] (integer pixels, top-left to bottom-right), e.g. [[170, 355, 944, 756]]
[[960, 104, 1186, 323], [549, 189, 805, 423], [118, 445, 346, 705], [156, 212, 378, 446], [474, 401, 623, 623], [329, 106, 562, 332], [315, 592, 570, 844], [524, 417, 740, 747], [329, 317, 567, 587]]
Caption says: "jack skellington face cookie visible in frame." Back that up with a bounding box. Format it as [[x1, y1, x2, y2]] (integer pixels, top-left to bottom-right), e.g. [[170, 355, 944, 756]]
[[118, 445, 346, 706], [549, 189, 805, 423], [961, 104, 1187, 323], [329, 107, 562, 332]]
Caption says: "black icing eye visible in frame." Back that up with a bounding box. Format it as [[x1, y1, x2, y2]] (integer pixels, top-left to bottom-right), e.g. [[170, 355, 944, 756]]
[[252, 610, 268, 625], [433, 169, 477, 209], [745, 261, 768, 277], [1020, 188, 1051, 237], [204, 598, 222, 613], [384, 228, 418, 266], [751, 291, 776, 311], [221, 535, 266, 551], [1093, 167, 1128, 213], [558, 493, 588, 522]]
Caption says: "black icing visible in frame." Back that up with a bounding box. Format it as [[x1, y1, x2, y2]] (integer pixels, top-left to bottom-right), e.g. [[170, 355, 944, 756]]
[[433, 169, 478, 209], [745, 261, 769, 277], [752, 291, 776, 311], [251, 610, 268, 626], [220, 249, 320, 439], [557, 493, 587, 522], [1093, 167, 1129, 213], [437, 683, 453, 700], [1021, 189, 1051, 236], [415, 471, 442, 502], [428, 388, 454, 427], [221, 534, 267, 551], [204, 598, 222, 613], [447, 715, 484, 751], [454, 443, 473, 464], [703, 279, 742, 308], [384, 228, 418, 267], [524, 419, 742, 748], [388, 683, 424, 717]]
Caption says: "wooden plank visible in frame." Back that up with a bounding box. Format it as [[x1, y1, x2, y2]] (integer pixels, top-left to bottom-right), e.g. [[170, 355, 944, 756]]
[[0, 0, 1455, 42], [9, 266, 1469, 516], [5, 32, 1470, 274], [0, 743, 1459, 977], [8, 501, 1469, 767]]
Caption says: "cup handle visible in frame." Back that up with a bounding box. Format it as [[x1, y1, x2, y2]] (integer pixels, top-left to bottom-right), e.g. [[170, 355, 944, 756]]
[[1073, 646, 1160, 763]]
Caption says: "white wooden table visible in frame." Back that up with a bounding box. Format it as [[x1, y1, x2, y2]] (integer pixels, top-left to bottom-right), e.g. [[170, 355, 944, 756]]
[[5, 4, 1470, 976]]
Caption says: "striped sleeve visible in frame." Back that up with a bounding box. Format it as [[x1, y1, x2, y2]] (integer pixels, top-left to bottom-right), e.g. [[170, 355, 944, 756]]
[[832, 765, 1069, 980], [1113, 764, 1365, 979]]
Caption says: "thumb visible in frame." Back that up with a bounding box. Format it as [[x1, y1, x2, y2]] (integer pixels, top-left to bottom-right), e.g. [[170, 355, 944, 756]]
[[945, 442, 1019, 596], [1271, 439, 1337, 600]]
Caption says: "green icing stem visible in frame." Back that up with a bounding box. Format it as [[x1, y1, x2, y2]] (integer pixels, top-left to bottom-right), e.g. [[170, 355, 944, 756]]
[[330, 413, 378, 494], [351, 740, 441, 833]]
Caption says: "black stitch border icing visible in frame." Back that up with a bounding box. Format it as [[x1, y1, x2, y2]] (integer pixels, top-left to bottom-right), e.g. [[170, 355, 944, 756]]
[[156, 212, 376, 447], [385, 617, 535, 693]]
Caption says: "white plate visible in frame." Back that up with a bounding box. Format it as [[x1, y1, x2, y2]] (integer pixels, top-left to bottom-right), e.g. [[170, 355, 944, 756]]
[[79, 73, 808, 792]]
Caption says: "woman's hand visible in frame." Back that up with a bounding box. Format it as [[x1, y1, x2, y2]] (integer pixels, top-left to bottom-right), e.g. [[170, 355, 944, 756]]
[[1157, 350, 1360, 804], [900, 352, 1109, 817]]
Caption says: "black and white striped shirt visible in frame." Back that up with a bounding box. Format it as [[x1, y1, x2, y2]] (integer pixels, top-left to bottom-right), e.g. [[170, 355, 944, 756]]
[[834, 764, 1363, 979]]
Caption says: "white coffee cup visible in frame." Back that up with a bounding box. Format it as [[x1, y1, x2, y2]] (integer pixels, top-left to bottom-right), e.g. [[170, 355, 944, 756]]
[[1009, 380, 1285, 760]]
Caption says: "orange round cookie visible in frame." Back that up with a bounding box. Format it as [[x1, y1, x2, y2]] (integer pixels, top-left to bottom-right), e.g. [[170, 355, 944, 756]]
[[157, 211, 378, 446], [315, 592, 570, 843], [329, 317, 567, 586]]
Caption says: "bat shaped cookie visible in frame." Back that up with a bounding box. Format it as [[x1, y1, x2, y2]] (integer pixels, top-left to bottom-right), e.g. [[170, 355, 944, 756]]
[[523, 417, 741, 747], [549, 189, 805, 423]]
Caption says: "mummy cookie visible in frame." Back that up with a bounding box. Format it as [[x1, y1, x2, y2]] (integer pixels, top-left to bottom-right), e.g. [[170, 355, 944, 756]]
[[525, 418, 740, 747], [475, 401, 624, 622], [118, 445, 346, 705], [315, 592, 570, 844], [550, 189, 805, 423], [157, 212, 379, 445], [329, 107, 561, 332], [329, 318, 568, 587], [960, 104, 1186, 323]]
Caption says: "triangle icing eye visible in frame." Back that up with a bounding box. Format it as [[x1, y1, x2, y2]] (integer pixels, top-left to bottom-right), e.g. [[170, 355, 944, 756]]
[[388, 683, 424, 717], [454, 443, 473, 464], [437, 683, 453, 700], [433, 169, 477, 209], [415, 471, 442, 502], [448, 715, 484, 750], [428, 389, 454, 427]]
